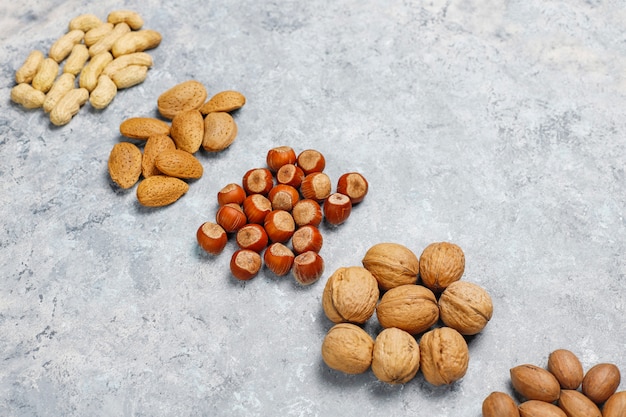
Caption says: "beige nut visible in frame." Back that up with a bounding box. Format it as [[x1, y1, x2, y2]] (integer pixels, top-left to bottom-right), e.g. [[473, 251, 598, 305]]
[[321, 323, 374, 375], [322, 266, 379, 324], [419, 327, 469, 386], [603, 391, 626, 417], [43, 73, 76, 113], [15, 50, 44, 84], [49, 88, 89, 126], [547, 349, 584, 390], [170, 109, 204, 154], [482, 392, 520, 417], [141, 135, 176, 178], [69, 14, 103, 32], [107, 9, 144, 30], [558, 389, 602, 417], [11, 83, 46, 109], [371, 327, 420, 384], [154, 149, 203, 180], [510, 364, 561, 402], [518, 400, 567, 417], [79, 52, 113, 92], [361, 242, 419, 291], [157, 80, 207, 119], [108, 142, 143, 189], [89, 75, 117, 109], [111, 29, 162, 57], [202, 111, 238, 152], [110, 64, 148, 89], [419, 241, 465, 293], [582, 363, 621, 404], [49, 29, 84, 63], [63, 44, 90, 76], [136, 175, 189, 207], [84, 22, 114, 47], [102, 52, 153, 77], [375, 284, 439, 335], [120, 117, 171, 139], [32, 58, 60, 93], [438, 281, 493, 335], [199, 90, 246, 114], [89, 22, 131, 57]]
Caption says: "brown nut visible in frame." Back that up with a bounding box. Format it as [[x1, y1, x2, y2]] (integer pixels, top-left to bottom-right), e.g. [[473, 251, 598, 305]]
[[371, 327, 420, 384], [482, 392, 520, 417], [547, 349, 584, 390], [582, 363, 621, 404], [321, 323, 373, 375], [419, 327, 469, 386], [518, 400, 567, 417], [603, 391, 626, 417], [510, 364, 561, 402], [438, 281, 493, 335], [558, 389, 602, 417], [419, 241, 465, 293], [375, 284, 438, 335], [361, 242, 419, 291], [322, 266, 379, 324]]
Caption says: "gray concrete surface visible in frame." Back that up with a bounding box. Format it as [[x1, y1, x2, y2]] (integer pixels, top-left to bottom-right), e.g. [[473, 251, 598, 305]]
[[1, 1, 626, 416]]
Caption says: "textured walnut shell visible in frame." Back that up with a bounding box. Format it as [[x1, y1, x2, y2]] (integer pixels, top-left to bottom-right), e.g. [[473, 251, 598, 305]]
[[482, 392, 520, 417], [371, 327, 420, 384], [419, 327, 469, 386], [558, 389, 602, 417], [375, 284, 438, 335], [438, 281, 493, 335], [603, 391, 626, 417], [547, 349, 584, 390], [419, 242, 465, 293], [582, 363, 621, 404], [510, 364, 561, 402], [518, 400, 567, 417], [361, 243, 419, 291], [322, 267, 379, 324], [321, 323, 374, 375]]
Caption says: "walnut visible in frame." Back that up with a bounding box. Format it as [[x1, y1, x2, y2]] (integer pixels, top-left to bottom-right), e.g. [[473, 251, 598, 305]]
[[361, 242, 419, 291], [438, 281, 493, 335], [371, 327, 420, 384], [375, 284, 439, 335], [419, 327, 469, 386], [322, 266, 379, 324], [419, 242, 465, 293], [321, 323, 374, 375]]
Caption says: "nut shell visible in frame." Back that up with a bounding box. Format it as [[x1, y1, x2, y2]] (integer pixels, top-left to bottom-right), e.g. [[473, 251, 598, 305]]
[[438, 281, 493, 335], [558, 389, 602, 417], [518, 400, 567, 417], [322, 267, 379, 324], [371, 327, 420, 384], [375, 284, 439, 335], [482, 392, 520, 417], [321, 323, 374, 375], [603, 391, 626, 417], [547, 349, 584, 390], [362, 242, 419, 291], [510, 364, 560, 402], [419, 242, 465, 293], [582, 363, 621, 404], [419, 327, 469, 386]]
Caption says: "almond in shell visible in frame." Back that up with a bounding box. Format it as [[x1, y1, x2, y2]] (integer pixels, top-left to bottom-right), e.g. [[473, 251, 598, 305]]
[[202, 111, 238, 152], [136, 175, 189, 207], [157, 80, 207, 119], [108, 142, 142, 189], [558, 389, 601, 417], [518, 400, 567, 417], [141, 134, 176, 177], [199, 90, 246, 114], [120, 117, 171, 139], [510, 364, 561, 402], [154, 149, 203, 179], [170, 109, 204, 153]]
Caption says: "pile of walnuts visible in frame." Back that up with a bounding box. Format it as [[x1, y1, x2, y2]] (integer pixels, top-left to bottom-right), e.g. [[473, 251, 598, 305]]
[[321, 241, 493, 385]]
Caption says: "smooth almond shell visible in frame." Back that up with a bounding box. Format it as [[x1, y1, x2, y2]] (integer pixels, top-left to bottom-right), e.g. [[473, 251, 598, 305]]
[[582, 363, 621, 404], [322, 266, 379, 324], [108, 142, 142, 189], [558, 389, 601, 417], [603, 391, 626, 417], [510, 364, 561, 402], [120, 117, 170, 139], [200, 90, 246, 114], [157, 80, 207, 119], [155, 149, 203, 179], [170, 109, 204, 154], [202, 111, 238, 152], [518, 400, 567, 417], [136, 175, 189, 207], [141, 135, 176, 178], [376, 284, 439, 335], [547, 349, 584, 390], [482, 392, 520, 417]]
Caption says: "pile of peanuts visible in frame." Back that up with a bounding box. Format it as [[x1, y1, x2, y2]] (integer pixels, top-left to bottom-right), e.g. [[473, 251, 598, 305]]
[[483, 349, 625, 416], [196, 146, 369, 285], [11, 10, 161, 126]]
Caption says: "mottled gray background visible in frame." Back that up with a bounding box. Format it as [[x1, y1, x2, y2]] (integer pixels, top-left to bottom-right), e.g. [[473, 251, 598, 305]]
[[1, 0, 625, 416]]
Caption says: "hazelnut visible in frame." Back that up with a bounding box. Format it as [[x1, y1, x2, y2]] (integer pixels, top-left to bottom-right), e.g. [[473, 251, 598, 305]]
[[292, 199, 322, 227], [296, 149, 325, 175], [235, 223, 269, 252], [336, 172, 368, 204], [482, 392, 520, 417], [268, 184, 300, 211], [323, 193, 352, 226], [322, 266, 379, 324], [558, 389, 602, 417], [264, 210, 295, 243], [276, 163, 305, 188], [321, 323, 373, 375], [375, 284, 439, 335], [371, 327, 420, 384], [291, 225, 323, 254], [547, 349, 584, 390], [603, 391, 626, 417], [243, 194, 272, 224], [292, 251, 324, 285], [300, 172, 331, 202], [419, 327, 469, 386], [582, 363, 621, 404], [217, 183, 246, 206], [266, 146, 296, 172], [196, 222, 228, 255], [215, 203, 247, 233], [263, 242, 295, 276], [419, 242, 465, 293], [510, 364, 561, 402], [230, 249, 262, 281], [361, 242, 419, 291], [242, 167, 274, 195], [438, 281, 493, 335]]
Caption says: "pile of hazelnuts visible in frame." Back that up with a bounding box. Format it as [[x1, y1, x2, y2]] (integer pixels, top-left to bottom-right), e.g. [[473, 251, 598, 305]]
[[196, 146, 369, 285]]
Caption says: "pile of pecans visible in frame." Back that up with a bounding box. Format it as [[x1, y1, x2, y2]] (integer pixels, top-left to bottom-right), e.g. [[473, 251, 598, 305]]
[[196, 146, 369, 285]]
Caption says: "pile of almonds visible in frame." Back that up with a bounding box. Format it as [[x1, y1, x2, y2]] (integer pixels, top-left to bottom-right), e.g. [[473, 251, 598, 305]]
[[483, 349, 625, 417], [11, 10, 161, 125], [196, 146, 369, 285], [107, 80, 245, 206], [321, 241, 493, 385]]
